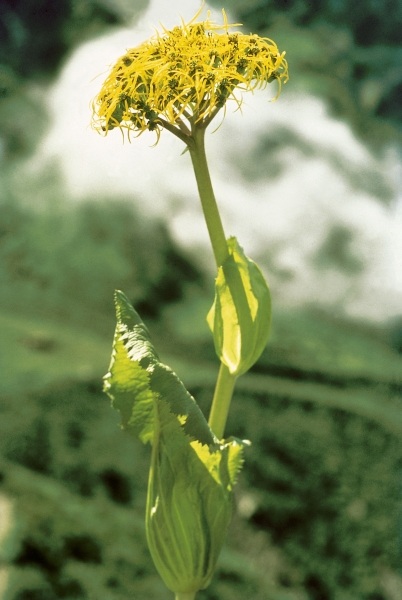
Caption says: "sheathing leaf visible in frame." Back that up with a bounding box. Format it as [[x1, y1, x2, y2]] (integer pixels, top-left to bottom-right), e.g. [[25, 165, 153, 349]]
[[207, 236, 272, 376], [103, 289, 248, 593]]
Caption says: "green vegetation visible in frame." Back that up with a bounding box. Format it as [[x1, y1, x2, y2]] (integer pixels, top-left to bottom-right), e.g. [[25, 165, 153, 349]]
[[0, 195, 401, 599], [221, 0, 402, 140], [0, 2, 401, 598]]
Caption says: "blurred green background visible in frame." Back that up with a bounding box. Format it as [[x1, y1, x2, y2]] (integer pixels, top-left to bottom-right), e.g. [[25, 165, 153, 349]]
[[0, 1, 401, 599]]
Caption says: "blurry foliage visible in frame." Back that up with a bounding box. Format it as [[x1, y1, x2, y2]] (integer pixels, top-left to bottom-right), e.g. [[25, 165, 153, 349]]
[[0, 309, 109, 398], [212, 0, 402, 141], [0, 371, 401, 599], [0, 0, 122, 82], [162, 295, 402, 392], [229, 393, 401, 600], [0, 189, 401, 597], [0, 189, 202, 329], [229, 0, 402, 46], [0, 0, 127, 158], [0, 382, 300, 600]]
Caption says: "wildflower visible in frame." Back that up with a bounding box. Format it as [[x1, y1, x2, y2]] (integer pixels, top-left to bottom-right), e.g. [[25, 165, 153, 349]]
[[92, 7, 288, 142]]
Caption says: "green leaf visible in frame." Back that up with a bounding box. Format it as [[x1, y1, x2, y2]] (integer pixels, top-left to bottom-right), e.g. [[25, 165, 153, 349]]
[[103, 290, 247, 593], [207, 237, 272, 376], [146, 398, 242, 593], [104, 290, 214, 446]]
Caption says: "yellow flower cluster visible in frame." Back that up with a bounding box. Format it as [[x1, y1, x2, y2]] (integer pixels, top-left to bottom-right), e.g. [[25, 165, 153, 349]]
[[92, 9, 288, 141]]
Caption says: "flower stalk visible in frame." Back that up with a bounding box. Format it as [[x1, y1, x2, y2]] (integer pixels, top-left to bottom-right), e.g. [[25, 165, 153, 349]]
[[208, 362, 236, 439], [188, 127, 229, 269], [188, 126, 237, 439]]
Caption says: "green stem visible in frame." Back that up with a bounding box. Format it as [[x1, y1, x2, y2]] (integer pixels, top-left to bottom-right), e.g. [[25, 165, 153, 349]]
[[187, 126, 238, 439], [188, 127, 229, 268], [207, 363, 237, 439], [175, 594, 196, 600]]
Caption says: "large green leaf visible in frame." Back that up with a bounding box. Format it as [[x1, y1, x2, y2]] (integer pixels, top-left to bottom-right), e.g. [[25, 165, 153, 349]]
[[104, 290, 214, 446], [103, 290, 246, 593]]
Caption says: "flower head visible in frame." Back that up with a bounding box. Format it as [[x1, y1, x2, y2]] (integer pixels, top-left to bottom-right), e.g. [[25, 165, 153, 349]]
[[92, 7, 288, 142]]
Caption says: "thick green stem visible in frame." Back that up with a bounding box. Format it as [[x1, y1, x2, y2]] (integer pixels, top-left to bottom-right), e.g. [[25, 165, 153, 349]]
[[207, 363, 237, 439], [188, 127, 229, 268], [187, 126, 238, 439], [175, 593, 196, 600]]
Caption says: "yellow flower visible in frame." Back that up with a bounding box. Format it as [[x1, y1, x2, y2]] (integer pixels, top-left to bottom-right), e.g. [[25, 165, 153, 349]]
[[92, 7, 288, 142]]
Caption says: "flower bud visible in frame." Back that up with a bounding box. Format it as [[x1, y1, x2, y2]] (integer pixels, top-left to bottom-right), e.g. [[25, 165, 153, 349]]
[[207, 237, 272, 377]]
